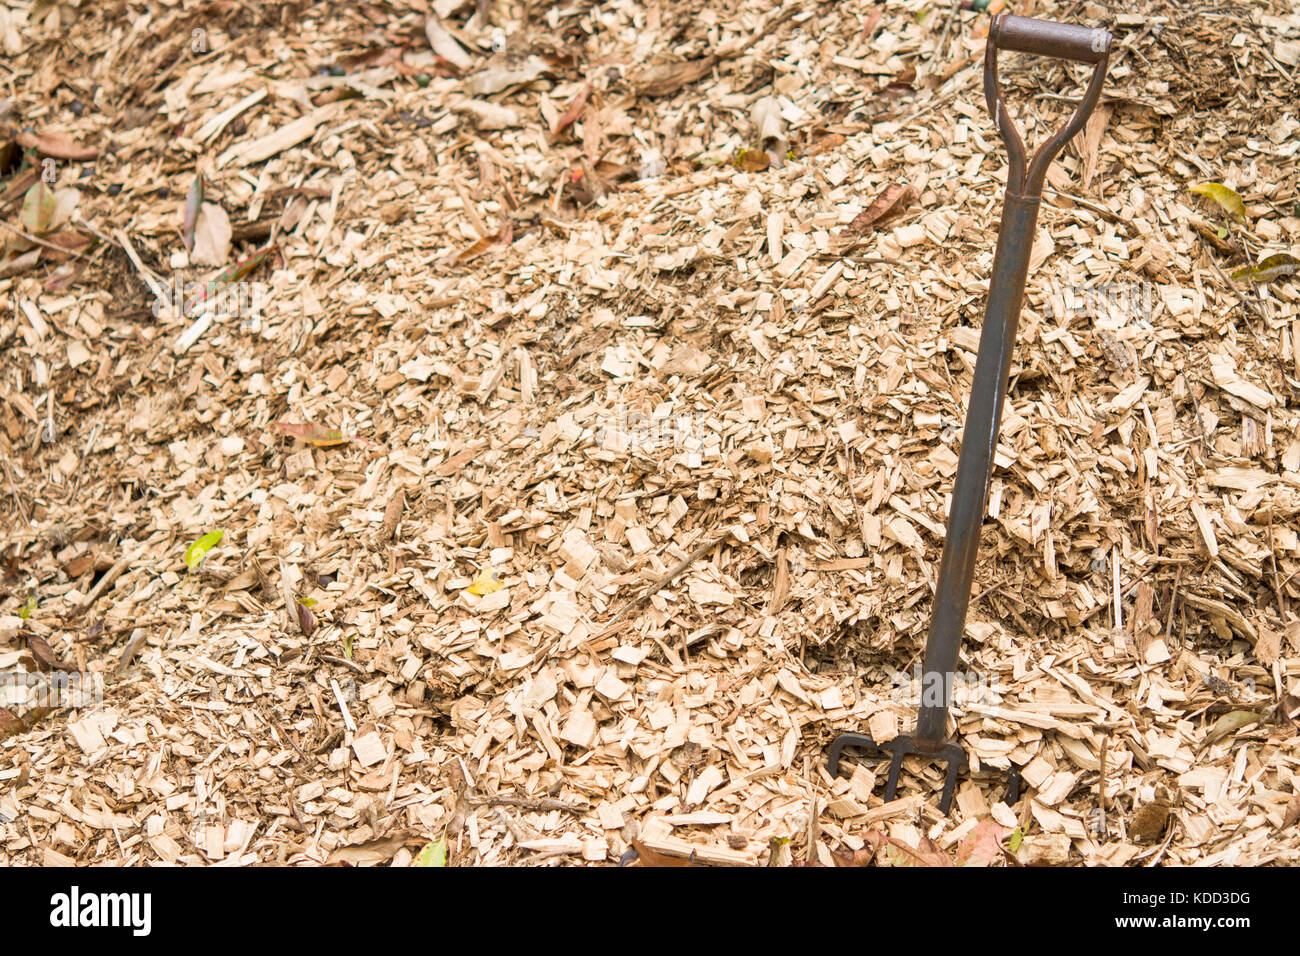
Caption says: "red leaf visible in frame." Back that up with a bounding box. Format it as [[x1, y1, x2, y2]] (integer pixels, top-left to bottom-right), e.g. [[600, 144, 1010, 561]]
[[953, 819, 1009, 867]]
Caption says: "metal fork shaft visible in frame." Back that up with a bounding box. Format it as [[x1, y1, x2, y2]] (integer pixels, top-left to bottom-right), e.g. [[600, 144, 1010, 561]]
[[915, 193, 1039, 747]]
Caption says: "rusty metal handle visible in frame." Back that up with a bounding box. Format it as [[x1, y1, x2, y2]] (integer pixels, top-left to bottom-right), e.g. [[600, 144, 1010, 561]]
[[990, 13, 1111, 64], [984, 14, 1111, 198]]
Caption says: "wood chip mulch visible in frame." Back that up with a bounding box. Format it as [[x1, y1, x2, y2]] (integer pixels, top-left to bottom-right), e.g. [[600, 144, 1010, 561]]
[[1, 0, 1299, 866]]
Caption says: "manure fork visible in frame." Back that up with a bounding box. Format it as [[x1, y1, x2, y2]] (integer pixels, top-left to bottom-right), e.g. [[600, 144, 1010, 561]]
[[827, 14, 1112, 814]]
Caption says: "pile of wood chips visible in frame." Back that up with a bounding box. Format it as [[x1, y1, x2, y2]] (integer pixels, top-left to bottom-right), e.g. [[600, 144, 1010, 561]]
[[1, 0, 1299, 866]]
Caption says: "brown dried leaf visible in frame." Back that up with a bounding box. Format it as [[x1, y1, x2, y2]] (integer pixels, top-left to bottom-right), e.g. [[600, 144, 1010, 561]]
[[1130, 799, 1172, 843], [626, 840, 702, 867], [844, 183, 916, 236], [734, 149, 770, 172], [549, 79, 593, 143], [0, 706, 53, 742], [864, 828, 954, 867], [324, 829, 412, 865], [830, 845, 877, 866], [634, 57, 718, 98], [295, 600, 316, 637], [1201, 709, 1261, 750], [1282, 794, 1300, 831], [27, 634, 78, 672], [15, 129, 98, 161], [454, 220, 513, 264]]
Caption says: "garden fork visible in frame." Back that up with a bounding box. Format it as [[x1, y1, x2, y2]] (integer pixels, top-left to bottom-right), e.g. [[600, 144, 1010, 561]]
[[828, 14, 1111, 814]]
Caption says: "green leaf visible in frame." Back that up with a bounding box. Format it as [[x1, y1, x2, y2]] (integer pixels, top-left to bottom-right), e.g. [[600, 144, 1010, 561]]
[[1202, 710, 1260, 748], [1230, 252, 1300, 284], [1189, 182, 1247, 220], [184, 529, 225, 571], [182, 175, 204, 253], [17, 595, 36, 620], [299, 597, 318, 608], [1007, 826, 1024, 853], [343, 634, 354, 660], [415, 838, 447, 867], [20, 181, 56, 234]]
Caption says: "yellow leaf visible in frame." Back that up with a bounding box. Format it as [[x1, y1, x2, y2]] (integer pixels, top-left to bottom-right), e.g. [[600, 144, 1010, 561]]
[[1189, 182, 1247, 219], [467, 567, 504, 595], [1230, 252, 1300, 284]]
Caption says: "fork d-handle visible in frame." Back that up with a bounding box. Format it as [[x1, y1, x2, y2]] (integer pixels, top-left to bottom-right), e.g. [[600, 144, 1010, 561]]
[[913, 16, 1111, 750]]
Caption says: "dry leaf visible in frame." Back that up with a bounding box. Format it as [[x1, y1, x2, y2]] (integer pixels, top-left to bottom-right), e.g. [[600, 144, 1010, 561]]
[[325, 830, 411, 865], [953, 819, 1008, 867], [1201, 710, 1261, 750], [19, 181, 56, 235], [1078, 102, 1113, 193], [464, 57, 549, 96], [626, 840, 702, 867], [1230, 252, 1299, 284], [864, 828, 954, 867], [830, 845, 876, 866], [549, 79, 593, 144], [424, 15, 472, 71], [15, 128, 98, 161], [453, 221, 513, 263], [1282, 794, 1300, 831], [845, 184, 916, 236], [1130, 799, 1172, 843], [734, 149, 769, 172], [1188, 182, 1247, 219], [191, 202, 232, 267], [453, 99, 519, 130], [634, 57, 718, 98], [295, 600, 316, 637], [27, 634, 78, 672]]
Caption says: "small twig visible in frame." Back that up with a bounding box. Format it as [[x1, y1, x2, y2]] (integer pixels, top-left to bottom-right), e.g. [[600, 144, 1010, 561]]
[[1097, 734, 1110, 838], [115, 229, 169, 303], [601, 531, 732, 631], [1266, 519, 1289, 619], [112, 628, 147, 677], [1207, 257, 1267, 321], [77, 550, 134, 616], [468, 794, 588, 815], [934, 0, 963, 62], [0, 219, 90, 259], [320, 653, 366, 675]]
